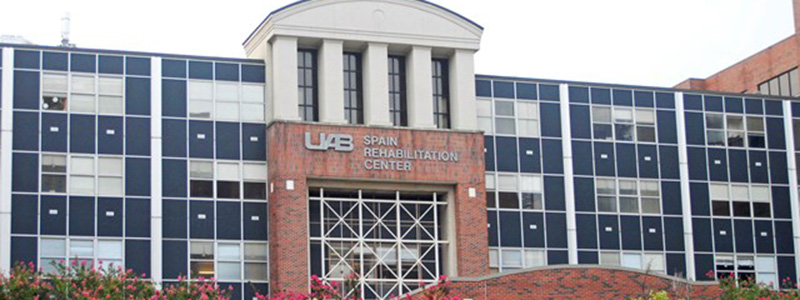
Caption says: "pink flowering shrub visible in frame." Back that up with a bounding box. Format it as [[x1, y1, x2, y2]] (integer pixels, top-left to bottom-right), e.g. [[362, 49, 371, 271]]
[[709, 270, 800, 300]]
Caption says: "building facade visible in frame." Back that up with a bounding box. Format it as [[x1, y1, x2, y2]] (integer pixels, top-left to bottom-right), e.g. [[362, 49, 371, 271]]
[[0, 0, 798, 299]]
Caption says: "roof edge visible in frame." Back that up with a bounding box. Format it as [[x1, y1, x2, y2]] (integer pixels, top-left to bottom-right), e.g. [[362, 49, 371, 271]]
[[0, 43, 263, 64]]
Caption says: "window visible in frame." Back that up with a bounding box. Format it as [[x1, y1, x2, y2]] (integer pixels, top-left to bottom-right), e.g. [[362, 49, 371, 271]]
[[716, 255, 761, 282], [189, 81, 213, 119], [517, 102, 539, 137], [613, 108, 634, 141], [244, 243, 269, 281], [489, 249, 499, 273], [643, 254, 665, 274], [711, 184, 730, 216], [243, 163, 267, 200], [71, 75, 96, 113], [97, 240, 124, 268], [218, 243, 241, 280], [42, 73, 68, 111], [217, 162, 240, 199], [600, 252, 620, 266], [190, 242, 215, 279], [494, 100, 516, 135], [593, 106, 656, 142], [746, 117, 765, 148], [343, 53, 364, 125], [622, 253, 642, 269], [635, 109, 656, 142], [501, 249, 523, 269], [477, 98, 493, 133], [242, 84, 266, 121], [42, 154, 67, 193], [190, 161, 214, 198], [706, 114, 725, 146], [640, 181, 660, 214], [524, 250, 545, 268], [596, 179, 617, 213], [520, 175, 543, 210], [98, 157, 123, 196], [99, 77, 124, 114], [70, 156, 95, 195], [759, 68, 799, 97], [432, 59, 450, 129], [496, 174, 518, 209], [40, 238, 67, 273], [39, 238, 123, 274], [755, 256, 777, 289], [388, 56, 407, 126], [711, 184, 771, 218], [215, 82, 239, 121], [298, 50, 318, 122], [596, 179, 660, 214], [592, 107, 613, 140]]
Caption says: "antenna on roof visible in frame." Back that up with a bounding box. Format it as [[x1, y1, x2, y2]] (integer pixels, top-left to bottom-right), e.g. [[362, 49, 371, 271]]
[[60, 12, 75, 48]]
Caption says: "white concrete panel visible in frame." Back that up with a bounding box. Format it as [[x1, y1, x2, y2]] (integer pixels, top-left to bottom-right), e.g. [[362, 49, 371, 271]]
[[363, 43, 392, 126], [318, 39, 346, 124], [448, 49, 477, 131], [0, 48, 13, 272], [271, 36, 301, 121], [675, 92, 696, 280], [150, 57, 163, 283], [406, 46, 434, 129]]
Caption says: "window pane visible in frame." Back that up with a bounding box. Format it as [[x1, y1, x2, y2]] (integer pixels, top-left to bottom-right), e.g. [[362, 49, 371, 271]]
[[600, 252, 620, 266], [640, 181, 659, 196], [494, 101, 514, 117], [614, 124, 634, 141], [242, 103, 265, 121], [217, 181, 241, 199], [217, 163, 240, 180], [622, 253, 642, 269], [478, 117, 493, 134], [98, 241, 123, 259], [710, 184, 729, 200], [242, 85, 265, 103], [712, 201, 731, 216], [99, 96, 123, 114], [519, 175, 541, 192], [518, 120, 539, 137], [70, 95, 96, 113], [245, 263, 269, 281], [42, 155, 67, 173], [643, 254, 664, 272], [495, 118, 516, 135], [243, 164, 267, 181], [706, 114, 724, 129], [497, 175, 517, 191], [98, 158, 123, 176], [477, 100, 492, 117], [72, 75, 95, 94], [791, 69, 800, 97], [524, 250, 546, 267], [707, 130, 726, 146], [618, 180, 637, 195], [489, 249, 499, 267], [747, 117, 764, 132], [70, 240, 94, 257], [190, 242, 214, 259], [727, 116, 744, 130], [42, 175, 66, 193], [497, 192, 519, 209], [485, 174, 496, 190], [70, 157, 95, 175], [593, 124, 613, 140], [41, 238, 66, 257], [501, 250, 522, 267], [780, 73, 791, 96], [753, 203, 771, 218], [731, 185, 749, 201], [189, 100, 213, 119], [728, 131, 745, 147], [755, 257, 776, 273], [190, 180, 214, 198], [70, 176, 95, 195], [521, 193, 543, 210], [596, 179, 616, 195], [244, 182, 267, 200], [517, 102, 538, 119], [635, 109, 655, 125], [641, 198, 660, 214], [592, 107, 612, 123], [99, 77, 123, 96], [190, 261, 215, 278], [613, 108, 633, 123], [98, 177, 123, 196], [218, 244, 241, 261], [43, 74, 68, 92], [636, 126, 655, 142], [190, 161, 213, 179], [189, 81, 213, 100], [598, 196, 617, 212], [619, 197, 639, 213], [216, 102, 240, 120], [244, 244, 268, 261], [751, 186, 770, 202], [42, 94, 67, 111], [733, 201, 751, 217]]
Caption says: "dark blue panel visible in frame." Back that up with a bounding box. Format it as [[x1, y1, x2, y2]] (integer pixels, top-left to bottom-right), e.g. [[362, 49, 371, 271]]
[[217, 201, 241, 240], [544, 176, 565, 211], [163, 159, 187, 198], [487, 211, 498, 247], [612, 89, 633, 106], [162, 79, 187, 118], [540, 103, 561, 137], [754, 221, 774, 254], [690, 182, 710, 216], [98, 116, 124, 155], [728, 150, 748, 182], [576, 214, 597, 249], [778, 257, 797, 287], [578, 251, 599, 264], [11, 237, 37, 268], [684, 112, 705, 145], [572, 141, 593, 176], [703, 96, 723, 112], [97, 197, 123, 237], [163, 200, 187, 239], [13, 70, 40, 109], [634, 91, 654, 107], [659, 146, 679, 179], [794, 102, 800, 118], [661, 181, 682, 215], [620, 216, 641, 250], [666, 253, 686, 278], [70, 53, 96, 73], [707, 148, 728, 182], [190, 201, 214, 239], [598, 215, 620, 250], [126, 77, 151, 116], [12, 153, 38, 192], [126, 57, 151, 76], [637, 145, 658, 179], [98, 55, 124, 74], [518, 138, 541, 173], [245, 283, 269, 300], [692, 218, 713, 252], [775, 221, 794, 254], [542, 139, 563, 174], [724, 97, 743, 113], [748, 151, 768, 183], [42, 52, 68, 71], [570, 105, 591, 139], [499, 211, 522, 247], [687, 147, 707, 180], [745, 98, 763, 115], [516, 83, 537, 100], [734, 220, 754, 253], [539, 84, 560, 101], [593, 142, 615, 177], [189, 121, 214, 158], [546, 213, 567, 248], [656, 110, 677, 144], [683, 94, 703, 111], [219, 283, 242, 300], [713, 219, 733, 253], [125, 240, 151, 278], [545, 251, 569, 267], [642, 217, 663, 251], [162, 59, 187, 78], [14, 50, 40, 69], [13, 111, 39, 151], [764, 100, 782, 116], [655, 92, 675, 109], [773, 186, 791, 219], [484, 136, 495, 171], [694, 254, 714, 281], [495, 137, 518, 172], [615, 144, 637, 178], [163, 119, 187, 158], [591, 88, 611, 105], [573, 177, 595, 212], [216, 122, 240, 160], [242, 64, 265, 83], [125, 117, 150, 155], [215, 63, 239, 81], [569, 86, 589, 103], [70, 114, 96, 153], [11, 195, 37, 234], [663, 217, 684, 251], [767, 118, 786, 150], [163, 241, 187, 279], [69, 197, 95, 236], [126, 158, 151, 196], [242, 123, 266, 161], [522, 212, 545, 247], [40, 196, 66, 235], [475, 80, 491, 97], [243, 202, 268, 240], [492, 81, 514, 98], [769, 152, 788, 184], [126, 198, 150, 237]]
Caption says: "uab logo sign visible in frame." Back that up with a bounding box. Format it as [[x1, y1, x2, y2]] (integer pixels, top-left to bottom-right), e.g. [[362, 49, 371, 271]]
[[304, 132, 354, 152]]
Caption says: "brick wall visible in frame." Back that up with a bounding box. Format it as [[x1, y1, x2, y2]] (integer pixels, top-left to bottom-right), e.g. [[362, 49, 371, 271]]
[[410, 266, 722, 300], [267, 121, 488, 294], [795, 0, 800, 33]]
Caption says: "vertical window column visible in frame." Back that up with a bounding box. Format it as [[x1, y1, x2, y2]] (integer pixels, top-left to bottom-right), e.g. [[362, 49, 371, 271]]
[[343, 53, 363, 125], [388, 56, 407, 127], [297, 50, 318, 122], [0, 48, 14, 271], [431, 59, 450, 129]]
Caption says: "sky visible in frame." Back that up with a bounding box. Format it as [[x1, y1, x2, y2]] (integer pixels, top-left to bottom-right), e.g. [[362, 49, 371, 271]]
[[0, 0, 794, 88]]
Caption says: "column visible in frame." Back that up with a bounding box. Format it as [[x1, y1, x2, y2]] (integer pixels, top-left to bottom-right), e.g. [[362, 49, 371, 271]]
[[318, 39, 346, 124], [448, 49, 477, 131], [675, 92, 697, 280], [363, 43, 392, 126], [150, 57, 163, 284], [782, 100, 800, 281], [271, 36, 300, 121], [559, 84, 578, 264], [0, 49, 13, 272], [406, 46, 435, 129]]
